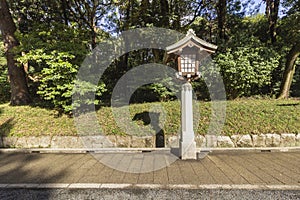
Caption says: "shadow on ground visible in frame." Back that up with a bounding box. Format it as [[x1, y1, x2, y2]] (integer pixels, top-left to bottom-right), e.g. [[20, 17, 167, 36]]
[[133, 111, 165, 148], [0, 117, 15, 137], [0, 153, 68, 199], [277, 103, 300, 107]]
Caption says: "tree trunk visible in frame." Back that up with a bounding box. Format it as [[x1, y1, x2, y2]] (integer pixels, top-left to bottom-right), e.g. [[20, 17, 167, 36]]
[[61, 0, 69, 26], [140, 0, 151, 26], [91, 24, 97, 49], [0, 0, 31, 105], [159, 0, 169, 28], [171, 0, 181, 30], [265, 0, 280, 43], [278, 43, 300, 99], [216, 0, 227, 42]]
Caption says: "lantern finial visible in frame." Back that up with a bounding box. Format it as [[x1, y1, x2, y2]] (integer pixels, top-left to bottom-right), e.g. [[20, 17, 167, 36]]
[[186, 29, 196, 36]]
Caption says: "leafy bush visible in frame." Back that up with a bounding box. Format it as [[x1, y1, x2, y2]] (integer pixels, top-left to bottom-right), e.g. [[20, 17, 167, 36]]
[[215, 38, 279, 99], [148, 77, 178, 102], [18, 49, 106, 113], [0, 42, 10, 103], [0, 66, 10, 103], [16, 23, 107, 113], [130, 81, 177, 103]]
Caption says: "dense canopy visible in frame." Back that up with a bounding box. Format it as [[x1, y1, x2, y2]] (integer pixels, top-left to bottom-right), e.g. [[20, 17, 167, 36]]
[[0, 0, 299, 112]]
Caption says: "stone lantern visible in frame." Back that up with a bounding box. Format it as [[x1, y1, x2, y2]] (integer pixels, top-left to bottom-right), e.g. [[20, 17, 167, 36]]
[[166, 29, 217, 159], [166, 29, 217, 81]]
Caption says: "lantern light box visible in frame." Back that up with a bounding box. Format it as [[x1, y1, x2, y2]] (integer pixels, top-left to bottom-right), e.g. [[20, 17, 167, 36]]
[[166, 29, 217, 81]]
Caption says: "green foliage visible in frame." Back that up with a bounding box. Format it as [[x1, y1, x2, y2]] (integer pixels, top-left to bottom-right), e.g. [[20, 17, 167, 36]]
[[278, 12, 300, 45], [16, 23, 106, 112], [2, 0, 299, 107], [130, 81, 177, 103], [0, 66, 9, 103], [18, 49, 106, 113], [148, 82, 176, 102], [215, 39, 279, 99], [0, 41, 10, 103], [21, 50, 78, 112], [239, 14, 269, 43]]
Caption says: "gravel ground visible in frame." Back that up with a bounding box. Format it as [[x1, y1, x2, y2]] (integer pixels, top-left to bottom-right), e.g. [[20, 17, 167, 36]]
[[0, 188, 299, 200]]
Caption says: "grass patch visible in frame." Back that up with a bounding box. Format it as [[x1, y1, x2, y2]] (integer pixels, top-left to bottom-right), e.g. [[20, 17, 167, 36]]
[[224, 99, 300, 135], [0, 99, 300, 137], [0, 103, 76, 137]]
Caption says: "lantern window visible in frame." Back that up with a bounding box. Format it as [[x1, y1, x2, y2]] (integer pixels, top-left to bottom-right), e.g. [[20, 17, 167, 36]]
[[181, 54, 196, 73]]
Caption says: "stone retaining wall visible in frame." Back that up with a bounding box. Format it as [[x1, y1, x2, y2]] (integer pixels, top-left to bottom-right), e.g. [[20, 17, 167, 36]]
[[0, 133, 299, 149]]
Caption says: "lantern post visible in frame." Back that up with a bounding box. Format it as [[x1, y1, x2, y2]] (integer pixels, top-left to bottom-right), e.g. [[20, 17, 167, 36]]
[[166, 29, 217, 159]]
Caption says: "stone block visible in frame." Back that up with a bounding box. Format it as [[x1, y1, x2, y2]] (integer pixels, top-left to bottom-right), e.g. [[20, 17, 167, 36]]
[[14, 137, 27, 148], [265, 134, 273, 147], [101, 135, 116, 148], [230, 135, 241, 147], [236, 135, 253, 147], [217, 136, 235, 147], [115, 135, 130, 147], [2, 137, 18, 147], [81, 135, 114, 148], [39, 136, 52, 148], [81, 136, 97, 148], [66, 136, 78, 148], [265, 133, 281, 147], [26, 136, 43, 148], [144, 136, 154, 148], [50, 136, 61, 148], [280, 133, 296, 147], [51, 136, 84, 148], [166, 135, 179, 148], [273, 134, 281, 147], [296, 134, 300, 146], [252, 135, 266, 147], [195, 135, 206, 148], [205, 135, 217, 148], [106, 135, 117, 146], [130, 136, 146, 148]]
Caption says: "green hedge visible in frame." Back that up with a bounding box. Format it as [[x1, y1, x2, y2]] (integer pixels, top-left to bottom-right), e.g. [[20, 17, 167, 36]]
[[1, 99, 299, 137]]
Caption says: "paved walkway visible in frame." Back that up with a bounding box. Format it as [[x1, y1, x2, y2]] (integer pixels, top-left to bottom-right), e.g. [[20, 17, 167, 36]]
[[0, 150, 299, 199], [0, 150, 299, 187]]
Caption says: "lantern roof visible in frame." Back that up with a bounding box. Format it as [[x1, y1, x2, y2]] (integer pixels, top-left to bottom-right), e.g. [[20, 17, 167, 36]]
[[166, 29, 217, 54]]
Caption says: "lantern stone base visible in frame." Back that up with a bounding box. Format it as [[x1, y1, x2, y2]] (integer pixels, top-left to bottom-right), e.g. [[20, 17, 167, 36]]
[[179, 136, 197, 160]]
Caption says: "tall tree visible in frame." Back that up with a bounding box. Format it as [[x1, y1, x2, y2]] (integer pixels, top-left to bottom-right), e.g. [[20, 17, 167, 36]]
[[277, 0, 300, 98], [278, 43, 300, 98], [216, 0, 227, 41], [265, 0, 280, 43], [66, 0, 112, 49], [0, 0, 31, 105], [140, 0, 151, 26]]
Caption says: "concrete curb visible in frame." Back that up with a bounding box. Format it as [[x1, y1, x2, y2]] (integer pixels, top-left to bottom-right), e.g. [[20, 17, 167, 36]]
[[0, 147, 300, 154], [1, 183, 299, 190], [1, 133, 300, 149]]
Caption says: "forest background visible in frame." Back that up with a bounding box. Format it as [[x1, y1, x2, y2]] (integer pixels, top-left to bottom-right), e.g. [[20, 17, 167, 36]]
[[0, 0, 299, 113]]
